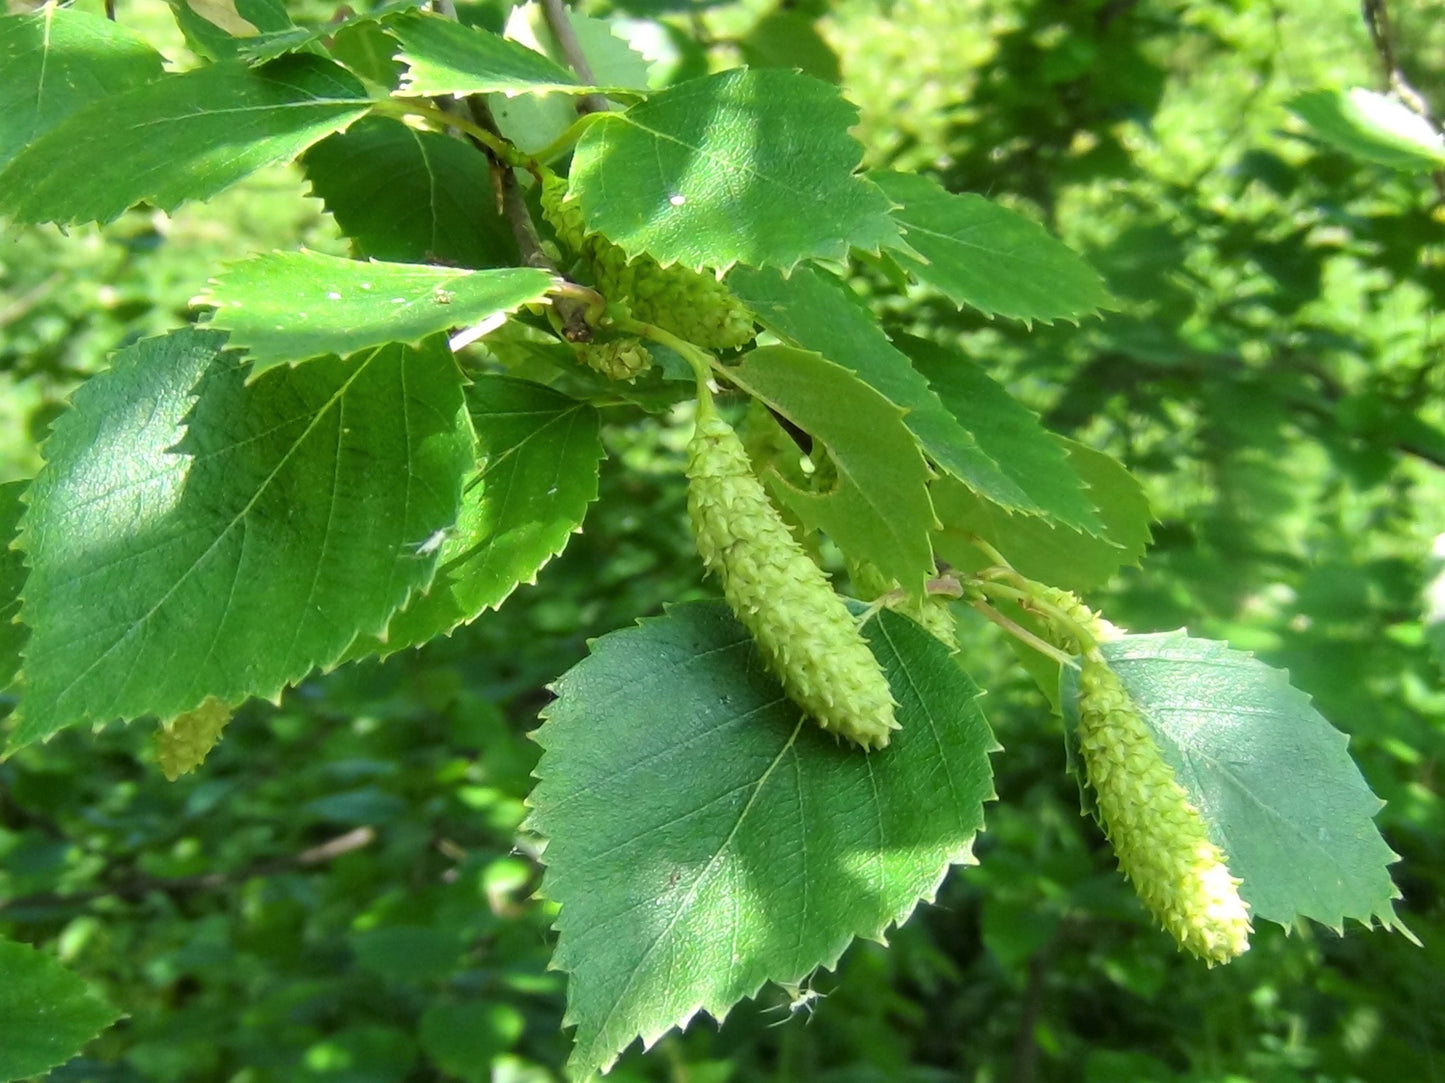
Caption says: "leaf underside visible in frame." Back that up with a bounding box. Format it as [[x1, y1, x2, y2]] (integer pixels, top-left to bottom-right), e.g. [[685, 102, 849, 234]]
[[1062, 632, 1410, 937]]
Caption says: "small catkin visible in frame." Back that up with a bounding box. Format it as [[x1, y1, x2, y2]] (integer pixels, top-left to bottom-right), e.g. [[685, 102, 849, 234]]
[[540, 173, 756, 351], [156, 697, 231, 781], [577, 338, 651, 382], [1076, 658, 1251, 964], [847, 558, 957, 650], [687, 405, 899, 749], [1029, 583, 1123, 654]]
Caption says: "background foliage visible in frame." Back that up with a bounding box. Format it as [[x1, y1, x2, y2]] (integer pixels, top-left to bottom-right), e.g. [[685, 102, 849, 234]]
[[1, 0, 1442, 1080]]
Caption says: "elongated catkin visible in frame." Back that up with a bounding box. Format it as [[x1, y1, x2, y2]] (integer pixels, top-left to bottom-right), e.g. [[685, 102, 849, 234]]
[[686, 405, 898, 749]]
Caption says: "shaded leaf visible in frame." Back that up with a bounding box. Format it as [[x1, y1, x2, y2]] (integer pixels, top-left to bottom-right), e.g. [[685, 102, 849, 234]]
[[201, 250, 554, 377], [528, 602, 996, 1078], [0, 6, 164, 167], [934, 438, 1152, 593], [570, 68, 899, 272], [1289, 88, 1445, 172], [738, 10, 841, 84], [873, 171, 1113, 323], [900, 335, 1101, 533], [353, 376, 603, 660], [303, 116, 519, 269], [726, 346, 935, 594], [0, 481, 25, 693], [419, 1001, 525, 1083], [1062, 633, 1410, 936], [0, 55, 371, 226], [727, 266, 1007, 510], [488, 1, 653, 155], [0, 938, 120, 1081], [164, 0, 289, 60], [237, 0, 420, 65], [392, 10, 618, 97], [12, 329, 472, 748]]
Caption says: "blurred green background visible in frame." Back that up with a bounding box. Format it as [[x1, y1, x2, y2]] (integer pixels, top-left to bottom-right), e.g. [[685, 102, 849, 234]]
[[2, 0, 1443, 1079]]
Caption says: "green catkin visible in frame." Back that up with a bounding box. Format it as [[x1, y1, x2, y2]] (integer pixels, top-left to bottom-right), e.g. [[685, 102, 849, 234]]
[[540, 173, 756, 351], [1026, 582, 1123, 654], [156, 697, 231, 781], [686, 401, 899, 749], [577, 337, 651, 382], [847, 558, 957, 650], [1076, 657, 1252, 964]]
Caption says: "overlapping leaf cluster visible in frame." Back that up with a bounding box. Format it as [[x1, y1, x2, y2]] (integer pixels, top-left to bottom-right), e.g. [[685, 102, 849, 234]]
[[0, 3, 1414, 1080]]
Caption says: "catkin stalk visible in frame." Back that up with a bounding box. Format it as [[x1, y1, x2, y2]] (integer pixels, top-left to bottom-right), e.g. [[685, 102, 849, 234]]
[[686, 400, 898, 749]]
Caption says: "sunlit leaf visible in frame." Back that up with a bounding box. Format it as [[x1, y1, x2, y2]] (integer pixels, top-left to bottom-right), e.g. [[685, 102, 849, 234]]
[[0, 55, 370, 225], [0, 6, 163, 166], [201, 250, 555, 377], [529, 603, 996, 1078], [570, 68, 899, 272], [12, 329, 473, 748]]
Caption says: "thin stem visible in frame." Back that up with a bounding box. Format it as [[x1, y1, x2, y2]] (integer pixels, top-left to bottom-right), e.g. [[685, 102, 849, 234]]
[[971, 599, 1079, 670], [968, 577, 1099, 656], [1361, 0, 1445, 200], [540, 0, 611, 114], [531, 112, 606, 165], [612, 314, 717, 386], [374, 98, 519, 164]]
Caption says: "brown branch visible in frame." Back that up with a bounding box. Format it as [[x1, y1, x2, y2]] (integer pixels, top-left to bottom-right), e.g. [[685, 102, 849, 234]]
[[540, 0, 611, 115], [1361, 0, 1445, 199], [0, 827, 375, 914], [425, 1, 598, 344]]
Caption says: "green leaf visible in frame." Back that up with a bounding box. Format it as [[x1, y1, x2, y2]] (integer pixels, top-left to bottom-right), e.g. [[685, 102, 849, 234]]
[[899, 335, 1101, 533], [164, 0, 291, 61], [934, 438, 1152, 593], [0, 938, 121, 1081], [303, 117, 519, 269], [0, 55, 371, 226], [726, 346, 935, 594], [237, 0, 420, 65], [0, 7, 164, 167], [487, 1, 653, 155], [528, 602, 996, 1079], [1062, 633, 1411, 937], [872, 171, 1114, 324], [392, 10, 625, 98], [0, 481, 26, 694], [419, 1001, 525, 1083], [201, 251, 554, 377], [738, 10, 841, 84], [726, 266, 1003, 508], [11, 328, 473, 749], [353, 376, 602, 661], [1288, 88, 1445, 172], [570, 68, 900, 272]]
